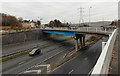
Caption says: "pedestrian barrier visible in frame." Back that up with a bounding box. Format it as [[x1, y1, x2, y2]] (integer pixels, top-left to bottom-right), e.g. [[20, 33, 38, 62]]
[[91, 29, 117, 75], [41, 27, 113, 35]]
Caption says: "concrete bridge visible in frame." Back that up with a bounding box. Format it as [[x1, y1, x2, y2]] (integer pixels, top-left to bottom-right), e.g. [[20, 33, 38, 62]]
[[41, 27, 112, 36], [40, 27, 117, 75], [41, 27, 113, 52]]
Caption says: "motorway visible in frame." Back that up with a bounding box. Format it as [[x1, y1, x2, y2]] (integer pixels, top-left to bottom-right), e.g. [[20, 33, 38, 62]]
[[2, 35, 91, 74], [2, 36, 75, 74], [2, 35, 91, 56], [2, 36, 70, 56], [50, 37, 108, 74]]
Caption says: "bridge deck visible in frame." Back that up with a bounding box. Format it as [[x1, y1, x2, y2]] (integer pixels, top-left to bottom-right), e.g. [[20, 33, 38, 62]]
[[41, 28, 112, 36]]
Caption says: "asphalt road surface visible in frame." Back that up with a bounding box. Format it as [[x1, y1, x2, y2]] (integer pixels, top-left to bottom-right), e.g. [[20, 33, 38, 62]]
[[2, 35, 91, 56], [2, 35, 91, 74], [2, 39, 74, 74], [50, 37, 108, 74], [2, 36, 70, 56]]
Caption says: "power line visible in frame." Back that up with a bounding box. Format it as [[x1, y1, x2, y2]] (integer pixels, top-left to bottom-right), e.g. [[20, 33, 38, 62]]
[[78, 7, 84, 26]]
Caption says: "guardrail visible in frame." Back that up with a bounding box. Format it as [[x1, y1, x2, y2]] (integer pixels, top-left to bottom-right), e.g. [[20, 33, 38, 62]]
[[91, 29, 117, 75]]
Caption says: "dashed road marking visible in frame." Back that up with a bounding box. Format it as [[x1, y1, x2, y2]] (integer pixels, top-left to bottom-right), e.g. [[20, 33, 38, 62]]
[[68, 69, 74, 74], [19, 61, 26, 65]]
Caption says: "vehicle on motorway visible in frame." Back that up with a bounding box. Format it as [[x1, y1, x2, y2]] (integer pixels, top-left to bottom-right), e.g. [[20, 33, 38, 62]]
[[29, 48, 41, 56]]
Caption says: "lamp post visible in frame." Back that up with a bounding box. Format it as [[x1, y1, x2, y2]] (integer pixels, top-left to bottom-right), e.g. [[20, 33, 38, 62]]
[[89, 6, 92, 25], [78, 7, 84, 26]]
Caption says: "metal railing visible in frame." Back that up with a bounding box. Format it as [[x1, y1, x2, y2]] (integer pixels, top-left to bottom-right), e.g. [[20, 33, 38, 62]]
[[41, 27, 114, 34], [1, 27, 114, 34], [91, 29, 118, 75]]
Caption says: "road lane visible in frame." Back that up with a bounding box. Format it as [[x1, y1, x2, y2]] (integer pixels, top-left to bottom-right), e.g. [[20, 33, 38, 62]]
[[68, 69, 74, 74], [2, 39, 74, 74], [2, 35, 91, 74], [51, 37, 108, 74], [2, 36, 70, 56]]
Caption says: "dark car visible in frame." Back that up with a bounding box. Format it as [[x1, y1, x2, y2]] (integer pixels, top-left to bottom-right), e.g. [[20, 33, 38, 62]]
[[29, 48, 41, 56]]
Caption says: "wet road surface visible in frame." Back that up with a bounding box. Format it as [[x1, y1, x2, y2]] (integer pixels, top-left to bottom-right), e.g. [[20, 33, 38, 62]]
[[51, 37, 108, 74]]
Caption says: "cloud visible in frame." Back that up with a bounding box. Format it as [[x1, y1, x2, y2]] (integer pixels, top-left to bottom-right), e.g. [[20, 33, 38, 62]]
[[1, 2, 118, 23], [0, 0, 119, 2]]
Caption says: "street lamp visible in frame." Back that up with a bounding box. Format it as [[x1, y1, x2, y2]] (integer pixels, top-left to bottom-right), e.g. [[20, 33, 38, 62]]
[[89, 6, 92, 25]]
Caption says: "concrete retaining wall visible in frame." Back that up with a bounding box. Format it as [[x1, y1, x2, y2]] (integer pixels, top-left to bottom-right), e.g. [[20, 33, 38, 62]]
[[2, 30, 43, 45], [2, 30, 64, 45]]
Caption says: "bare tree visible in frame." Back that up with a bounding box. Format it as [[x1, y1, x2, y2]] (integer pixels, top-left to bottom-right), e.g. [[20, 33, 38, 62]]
[[1, 13, 22, 26]]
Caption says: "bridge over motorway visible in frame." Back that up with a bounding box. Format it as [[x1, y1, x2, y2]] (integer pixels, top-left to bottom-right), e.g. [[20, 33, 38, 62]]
[[41, 27, 113, 52], [40, 27, 117, 75], [41, 27, 112, 36]]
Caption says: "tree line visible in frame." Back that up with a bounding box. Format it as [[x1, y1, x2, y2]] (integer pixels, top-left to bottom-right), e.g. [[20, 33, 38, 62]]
[[0, 13, 22, 26], [110, 20, 120, 26], [47, 19, 69, 27]]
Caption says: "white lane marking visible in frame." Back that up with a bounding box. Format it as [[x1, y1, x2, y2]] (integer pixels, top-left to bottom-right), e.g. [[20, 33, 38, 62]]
[[68, 69, 74, 74], [19, 48, 67, 74], [50, 51, 82, 74], [23, 70, 41, 74], [63, 54, 67, 58], [19, 61, 26, 65], [84, 57, 88, 60], [88, 68, 94, 75]]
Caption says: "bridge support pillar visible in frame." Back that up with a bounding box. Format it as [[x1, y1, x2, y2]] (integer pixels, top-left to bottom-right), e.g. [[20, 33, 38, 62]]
[[75, 38, 79, 52], [79, 36, 83, 48], [78, 38, 81, 48], [82, 35, 85, 47], [74, 34, 86, 52]]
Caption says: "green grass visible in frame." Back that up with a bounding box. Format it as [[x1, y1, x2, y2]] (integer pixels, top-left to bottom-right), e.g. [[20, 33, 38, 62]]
[[85, 37, 102, 46], [50, 64, 58, 70], [1, 51, 29, 63], [85, 41, 95, 45]]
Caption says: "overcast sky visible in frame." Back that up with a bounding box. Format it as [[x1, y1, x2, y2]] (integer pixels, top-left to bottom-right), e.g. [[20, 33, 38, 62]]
[[0, 0, 119, 24]]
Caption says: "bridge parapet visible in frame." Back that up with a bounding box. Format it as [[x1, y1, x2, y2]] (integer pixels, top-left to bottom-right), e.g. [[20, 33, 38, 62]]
[[91, 29, 118, 75], [41, 27, 114, 35]]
